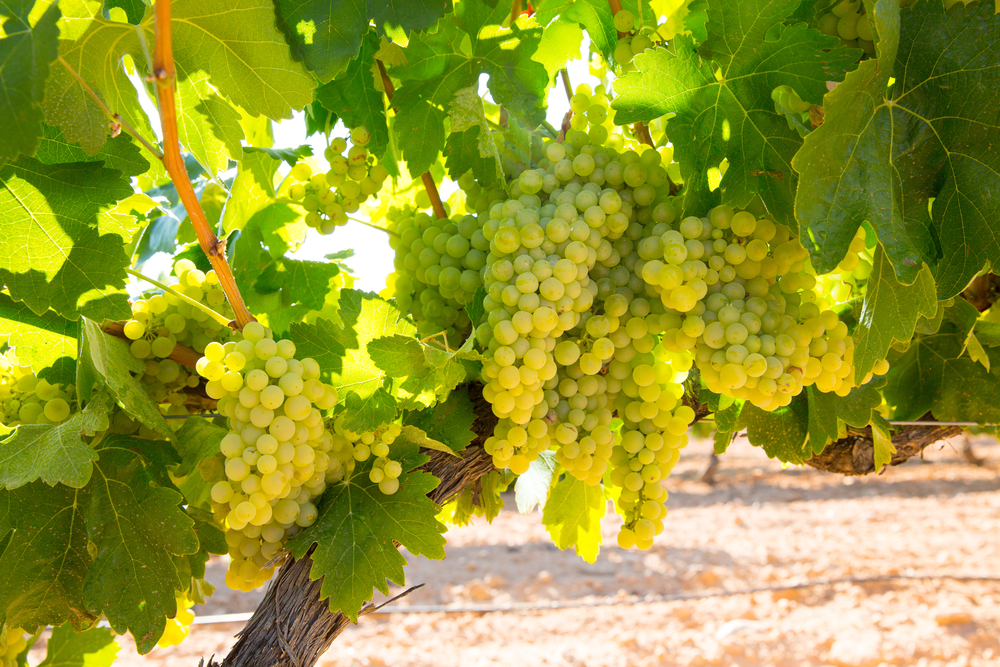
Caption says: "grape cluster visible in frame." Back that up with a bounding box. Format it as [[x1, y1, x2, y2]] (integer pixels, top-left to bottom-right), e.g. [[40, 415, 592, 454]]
[[818, 0, 876, 57], [123, 259, 234, 416], [288, 126, 389, 235], [611, 10, 656, 71], [199, 321, 339, 591], [565, 84, 624, 153], [327, 418, 404, 495], [0, 628, 26, 667], [0, 354, 75, 425], [156, 594, 195, 648], [389, 208, 484, 342]]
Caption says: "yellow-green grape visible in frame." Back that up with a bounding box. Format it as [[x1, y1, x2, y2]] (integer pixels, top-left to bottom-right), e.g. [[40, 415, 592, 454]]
[[613, 9, 635, 33], [388, 204, 485, 346], [330, 419, 404, 495], [125, 259, 234, 415], [203, 322, 339, 592], [157, 593, 196, 648], [1, 627, 27, 667], [0, 354, 77, 427]]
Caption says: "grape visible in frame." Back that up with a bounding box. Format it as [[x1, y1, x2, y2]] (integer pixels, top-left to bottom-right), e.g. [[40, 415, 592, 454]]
[[0, 354, 78, 427], [157, 594, 197, 648], [202, 326, 344, 591], [613, 9, 635, 33]]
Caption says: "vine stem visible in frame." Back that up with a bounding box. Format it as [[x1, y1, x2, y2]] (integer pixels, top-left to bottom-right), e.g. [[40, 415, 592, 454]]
[[152, 0, 255, 330], [124, 267, 231, 326], [559, 69, 573, 104], [634, 122, 655, 147], [346, 216, 401, 238], [376, 58, 448, 220], [56, 56, 163, 160]]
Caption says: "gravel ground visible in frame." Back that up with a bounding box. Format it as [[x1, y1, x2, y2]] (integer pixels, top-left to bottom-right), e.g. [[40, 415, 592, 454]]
[[30, 433, 1000, 667]]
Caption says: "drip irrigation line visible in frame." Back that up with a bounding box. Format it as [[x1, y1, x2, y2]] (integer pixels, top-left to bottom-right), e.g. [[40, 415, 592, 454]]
[[188, 572, 1000, 624]]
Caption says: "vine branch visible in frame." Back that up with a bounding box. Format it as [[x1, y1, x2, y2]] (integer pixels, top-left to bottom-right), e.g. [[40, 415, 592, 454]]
[[57, 56, 163, 159], [376, 58, 448, 220], [152, 0, 255, 330], [559, 69, 573, 104]]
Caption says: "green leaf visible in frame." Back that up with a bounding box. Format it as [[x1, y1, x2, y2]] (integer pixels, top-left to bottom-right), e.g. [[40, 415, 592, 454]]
[[0, 292, 78, 381], [342, 388, 398, 433], [542, 473, 605, 564], [313, 31, 389, 158], [794, 0, 1000, 296], [252, 203, 309, 259], [870, 415, 895, 472], [515, 451, 557, 514], [806, 386, 841, 453], [444, 86, 504, 187], [852, 245, 938, 383], [0, 158, 135, 321], [739, 397, 810, 465], [532, 16, 583, 82], [883, 319, 1000, 424], [612, 1, 861, 217], [291, 290, 416, 402], [563, 0, 615, 64], [255, 259, 341, 312], [78, 319, 171, 439], [45, 0, 311, 160], [174, 71, 245, 177], [835, 376, 887, 429], [0, 389, 110, 490], [171, 417, 226, 479], [83, 435, 200, 654], [244, 145, 314, 168], [0, 481, 93, 630], [285, 460, 445, 621], [38, 623, 119, 667], [398, 425, 457, 457], [0, 0, 61, 167], [402, 390, 477, 455], [274, 0, 452, 83], [222, 149, 280, 234], [34, 124, 149, 178], [395, 98, 446, 177]]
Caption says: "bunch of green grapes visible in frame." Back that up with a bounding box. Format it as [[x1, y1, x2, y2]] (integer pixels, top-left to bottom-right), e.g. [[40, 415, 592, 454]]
[[388, 207, 485, 342], [156, 593, 196, 648], [327, 418, 404, 495], [610, 346, 695, 549], [122, 259, 234, 412], [0, 353, 75, 425], [287, 126, 390, 235], [817, 0, 876, 56], [456, 169, 508, 216], [813, 226, 872, 305], [198, 322, 339, 592], [0, 628, 26, 667], [611, 10, 656, 71]]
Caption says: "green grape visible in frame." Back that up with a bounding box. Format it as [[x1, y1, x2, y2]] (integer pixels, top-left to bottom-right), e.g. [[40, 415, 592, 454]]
[[613, 9, 635, 32]]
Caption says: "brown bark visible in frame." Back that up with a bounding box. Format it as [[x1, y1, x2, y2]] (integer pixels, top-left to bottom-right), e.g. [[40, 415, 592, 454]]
[[206, 384, 497, 667]]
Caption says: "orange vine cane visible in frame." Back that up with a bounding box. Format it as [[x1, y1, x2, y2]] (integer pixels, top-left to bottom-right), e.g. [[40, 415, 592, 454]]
[[152, 0, 256, 330]]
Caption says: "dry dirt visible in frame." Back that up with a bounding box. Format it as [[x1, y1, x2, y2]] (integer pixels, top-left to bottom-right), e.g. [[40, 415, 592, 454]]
[[32, 434, 1000, 667]]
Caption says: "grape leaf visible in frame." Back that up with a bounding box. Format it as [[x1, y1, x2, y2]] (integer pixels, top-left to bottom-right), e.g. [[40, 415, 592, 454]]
[[221, 145, 281, 234], [0, 481, 93, 631], [444, 86, 504, 186], [0, 158, 135, 321], [738, 397, 810, 465], [82, 435, 200, 654], [0, 0, 60, 168], [285, 453, 445, 621], [253, 203, 309, 259], [612, 0, 861, 218], [171, 417, 226, 479], [34, 124, 149, 178], [0, 389, 111, 490], [342, 387, 398, 432], [255, 259, 341, 312], [0, 292, 78, 380], [794, 0, 1000, 297], [291, 289, 416, 402], [44, 0, 311, 159], [312, 31, 389, 159], [532, 16, 582, 82], [244, 144, 314, 167], [399, 425, 457, 457], [174, 71, 245, 177], [542, 473, 606, 564], [515, 451, 557, 514], [871, 415, 895, 473], [402, 390, 477, 455], [806, 386, 841, 452], [561, 0, 653, 66], [38, 623, 118, 667], [369, 333, 470, 410], [274, 0, 451, 83], [883, 320, 1000, 424], [852, 245, 938, 383], [78, 319, 171, 439], [391, 0, 549, 175], [805, 377, 886, 452]]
